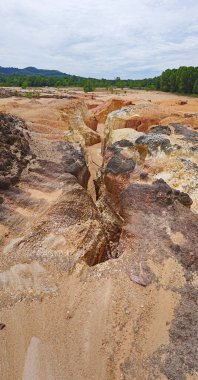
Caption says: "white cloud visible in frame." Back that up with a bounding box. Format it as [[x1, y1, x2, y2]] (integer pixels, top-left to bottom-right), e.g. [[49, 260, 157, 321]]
[[0, 0, 197, 78]]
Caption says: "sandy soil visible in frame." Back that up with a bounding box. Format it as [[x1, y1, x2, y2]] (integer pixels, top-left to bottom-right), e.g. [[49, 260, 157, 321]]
[[0, 89, 197, 134]]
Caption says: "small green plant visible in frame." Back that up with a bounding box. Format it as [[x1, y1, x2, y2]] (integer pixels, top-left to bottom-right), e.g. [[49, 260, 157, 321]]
[[21, 81, 28, 89], [25, 92, 33, 99], [83, 80, 95, 93]]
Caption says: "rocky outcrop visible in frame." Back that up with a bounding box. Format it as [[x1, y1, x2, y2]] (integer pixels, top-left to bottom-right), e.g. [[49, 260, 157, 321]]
[[1, 173, 107, 270], [52, 141, 90, 188], [0, 113, 32, 192], [0, 113, 107, 275], [148, 125, 172, 135], [61, 99, 100, 146], [102, 105, 167, 153], [95, 123, 198, 379], [102, 118, 198, 209], [117, 181, 198, 379], [102, 127, 144, 154], [92, 98, 133, 123], [170, 123, 198, 142], [135, 133, 172, 160], [102, 102, 198, 157], [105, 107, 160, 132]]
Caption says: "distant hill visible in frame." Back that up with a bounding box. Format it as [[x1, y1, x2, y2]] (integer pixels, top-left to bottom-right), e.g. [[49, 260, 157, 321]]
[[0, 66, 68, 77]]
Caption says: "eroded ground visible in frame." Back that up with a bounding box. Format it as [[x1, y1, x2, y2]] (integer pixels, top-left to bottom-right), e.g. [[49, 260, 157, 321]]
[[0, 88, 198, 380]]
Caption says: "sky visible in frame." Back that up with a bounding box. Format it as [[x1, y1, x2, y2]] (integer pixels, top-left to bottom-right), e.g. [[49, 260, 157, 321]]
[[0, 0, 198, 79]]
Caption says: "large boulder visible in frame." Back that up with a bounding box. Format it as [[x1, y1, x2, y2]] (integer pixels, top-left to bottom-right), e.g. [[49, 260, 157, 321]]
[[102, 105, 167, 153]]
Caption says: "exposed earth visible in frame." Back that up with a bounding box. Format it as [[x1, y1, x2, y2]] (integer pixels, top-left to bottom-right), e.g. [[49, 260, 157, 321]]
[[0, 88, 198, 380]]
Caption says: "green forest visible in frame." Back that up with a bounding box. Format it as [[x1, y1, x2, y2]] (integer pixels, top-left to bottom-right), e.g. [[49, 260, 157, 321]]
[[0, 66, 197, 94]]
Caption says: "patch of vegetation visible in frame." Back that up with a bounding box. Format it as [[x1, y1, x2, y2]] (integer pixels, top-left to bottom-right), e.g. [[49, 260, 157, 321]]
[[0, 66, 197, 95], [83, 80, 95, 92], [24, 92, 33, 98]]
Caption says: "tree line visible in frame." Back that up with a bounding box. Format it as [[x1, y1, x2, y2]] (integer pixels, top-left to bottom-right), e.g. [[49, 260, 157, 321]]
[[0, 66, 197, 94]]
